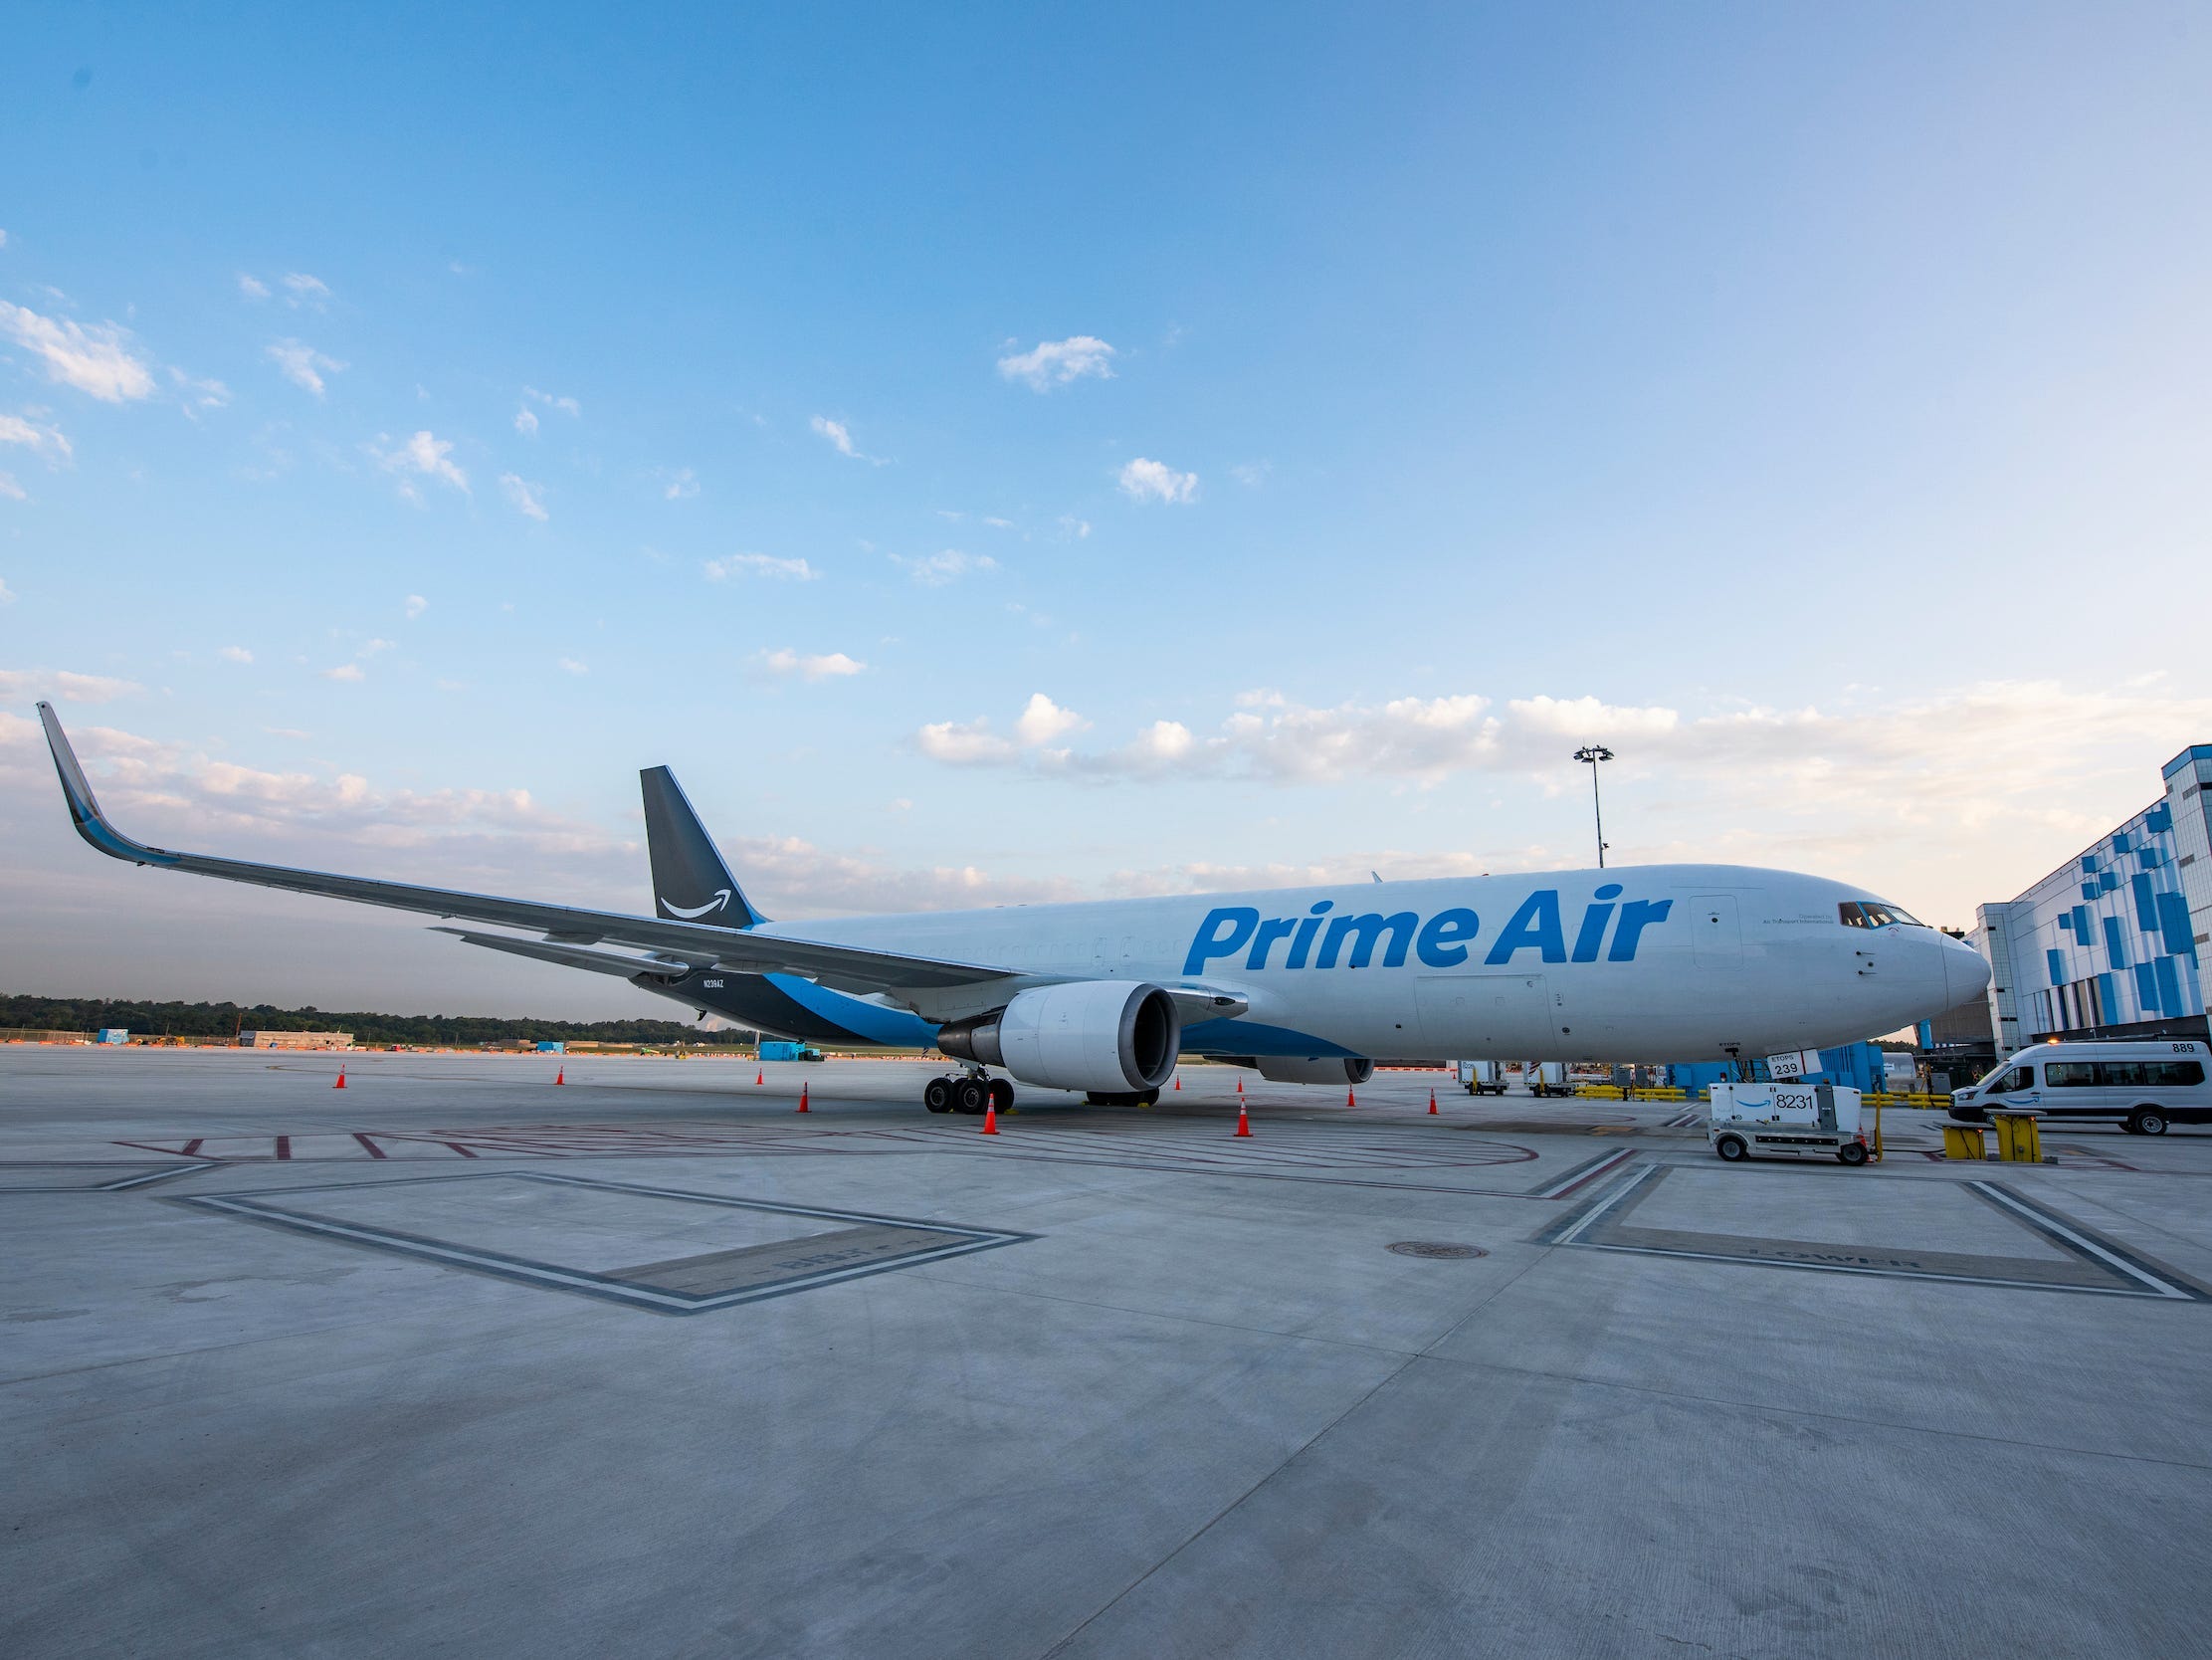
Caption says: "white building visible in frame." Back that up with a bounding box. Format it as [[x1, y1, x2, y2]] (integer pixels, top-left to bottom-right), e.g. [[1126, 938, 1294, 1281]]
[[1975, 744, 2212, 1049]]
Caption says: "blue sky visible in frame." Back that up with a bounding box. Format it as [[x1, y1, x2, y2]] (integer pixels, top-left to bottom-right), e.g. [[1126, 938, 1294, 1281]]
[[4, 3, 2210, 1015]]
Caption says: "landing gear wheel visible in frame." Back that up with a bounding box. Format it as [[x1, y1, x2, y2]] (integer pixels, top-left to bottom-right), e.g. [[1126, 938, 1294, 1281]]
[[2128, 1107, 2168, 1137], [953, 1077, 989, 1115], [923, 1077, 954, 1114], [1138, 1088, 1160, 1107], [1838, 1141, 1869, 1166], [988, 1078, 1014, 1114], [1714, 1135, 1748, 1162]]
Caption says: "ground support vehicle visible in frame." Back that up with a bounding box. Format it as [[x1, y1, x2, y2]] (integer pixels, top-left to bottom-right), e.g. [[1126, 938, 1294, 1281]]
[[1455, 1060, 1508, 1096], [1709, 1082, 1870, 1165], [1947, 1039, 2210, 1136]]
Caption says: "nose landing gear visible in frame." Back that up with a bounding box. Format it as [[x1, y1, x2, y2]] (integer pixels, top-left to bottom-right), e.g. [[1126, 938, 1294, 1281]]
[[924, 1068, 1013, 1116]]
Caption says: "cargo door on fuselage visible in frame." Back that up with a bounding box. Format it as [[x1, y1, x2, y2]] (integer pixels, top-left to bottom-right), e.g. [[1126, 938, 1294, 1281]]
[[1691, 895, 1742, 968], [1415, 973, 1555, 1055]]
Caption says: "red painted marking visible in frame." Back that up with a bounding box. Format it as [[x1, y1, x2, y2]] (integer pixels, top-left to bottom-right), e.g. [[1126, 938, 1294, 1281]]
[[352, 1133, 387, 1159], [444, 1141, 480, 1157], [181, 1140, 203, 1156], [275, 1136, 292, 1160]]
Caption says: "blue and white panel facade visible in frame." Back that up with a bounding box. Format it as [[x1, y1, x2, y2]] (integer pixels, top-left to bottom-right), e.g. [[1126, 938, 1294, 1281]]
[[1975, 745, 2211, 1045]]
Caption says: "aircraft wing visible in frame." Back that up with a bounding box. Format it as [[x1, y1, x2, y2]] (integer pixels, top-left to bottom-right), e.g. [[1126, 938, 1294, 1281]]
[[36, 703, 1012, 998]]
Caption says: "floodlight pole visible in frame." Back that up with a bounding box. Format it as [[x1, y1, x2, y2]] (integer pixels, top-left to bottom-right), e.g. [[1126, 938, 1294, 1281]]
[[1572, 745, 1614, 869]]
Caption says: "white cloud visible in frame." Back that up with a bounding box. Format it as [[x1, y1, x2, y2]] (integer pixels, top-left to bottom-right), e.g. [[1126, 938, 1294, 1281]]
[[499, 473, 548, 521], [1058, 515, 1092, 539], [404, 594, 428, 619], [0, 578, 14, 602], [523, 386, 579, 417], [891, 548, 995, 586], [357, 638, 395, 658], [915, 719, 1018, 765], [369, 430, 468, 494], [703, 553, 818, 581], [282, 273, 330, 309], [0, 302, 155, 402], [558, 657, 588, 676], [513, 408, 538, 437], [759, 648, 867, 682], [1015, 692, 1088, 746], [168, 367, 230, 416], [1118, 457, 1198, 504], [1230, 460, 1273, 487], [0, 473, 23, 502], [237, 273, 270, 301], [266, 338, 347, 398], [0, 413, 72, 463], [0, 668, 141, 703], [218, 646, 253, 664], [997, 335, 1116, 390], [320, 664, 365, 683], [662, 467, 699, 500], [810, 415, 885, 464]]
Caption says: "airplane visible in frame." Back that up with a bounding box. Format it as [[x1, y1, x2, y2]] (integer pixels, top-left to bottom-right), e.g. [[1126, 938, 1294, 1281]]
[[36, 702, 1989, 1115]]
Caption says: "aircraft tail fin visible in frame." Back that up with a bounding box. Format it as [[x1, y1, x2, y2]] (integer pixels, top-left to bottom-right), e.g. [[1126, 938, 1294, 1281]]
[[640, 766, 763, 928]]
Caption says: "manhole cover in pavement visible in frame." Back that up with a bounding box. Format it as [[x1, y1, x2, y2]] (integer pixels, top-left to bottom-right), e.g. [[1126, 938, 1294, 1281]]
[[1387, 1241, 1489, 1259]]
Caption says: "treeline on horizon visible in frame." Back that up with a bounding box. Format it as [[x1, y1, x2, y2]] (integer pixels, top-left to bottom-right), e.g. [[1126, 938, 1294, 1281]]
[[0, 994, 755, 1047]]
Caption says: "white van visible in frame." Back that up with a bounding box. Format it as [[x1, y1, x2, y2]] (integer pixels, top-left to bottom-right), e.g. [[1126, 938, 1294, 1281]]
[[1949, 1039, 2212, 1136]]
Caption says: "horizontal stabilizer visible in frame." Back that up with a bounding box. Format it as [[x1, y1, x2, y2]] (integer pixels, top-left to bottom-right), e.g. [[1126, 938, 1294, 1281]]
[[435, 929, 705, 981]]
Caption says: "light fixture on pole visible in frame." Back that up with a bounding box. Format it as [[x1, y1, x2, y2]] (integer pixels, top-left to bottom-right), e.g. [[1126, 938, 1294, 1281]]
[[1571, 744, 1614, 868]]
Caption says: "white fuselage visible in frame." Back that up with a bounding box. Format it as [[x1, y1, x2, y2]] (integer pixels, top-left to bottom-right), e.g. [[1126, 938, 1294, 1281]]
[[754, 863, 1987, 1063]]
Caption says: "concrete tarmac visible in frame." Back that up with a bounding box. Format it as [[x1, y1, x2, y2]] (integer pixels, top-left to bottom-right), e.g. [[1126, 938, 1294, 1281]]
[[5, 1048, 2211, 1658]]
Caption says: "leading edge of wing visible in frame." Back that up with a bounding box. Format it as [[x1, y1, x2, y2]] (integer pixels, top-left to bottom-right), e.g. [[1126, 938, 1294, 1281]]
[[34, 702, 1010, 995]]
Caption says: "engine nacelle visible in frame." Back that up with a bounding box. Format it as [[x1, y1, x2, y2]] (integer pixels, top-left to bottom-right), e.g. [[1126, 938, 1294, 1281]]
[[937, 980, 1180, 1094], [1236, 1056, 1375, 1087]]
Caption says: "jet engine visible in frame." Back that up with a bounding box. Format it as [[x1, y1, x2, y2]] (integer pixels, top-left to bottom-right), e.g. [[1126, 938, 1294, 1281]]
[[1234, 1056, 1375, 1087], [937, 980, 1180, 1094]]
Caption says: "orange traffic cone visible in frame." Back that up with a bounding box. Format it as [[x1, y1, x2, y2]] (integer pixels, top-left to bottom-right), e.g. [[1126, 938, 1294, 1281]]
[[1234, 1102, 1252, 1137], [1428, 1087, 1438, 1115], [754, 1068, 764, 1086], [1236, 1076, 1245, 1098], [333, 1068, 346, 1090], [1347, 1087, 1357, 1108], [796, 1083, 809, 1114], [1173, 1074, 1181, 1092], [981, 1098, 999, 1135], [554, 1067, 565, 1086]]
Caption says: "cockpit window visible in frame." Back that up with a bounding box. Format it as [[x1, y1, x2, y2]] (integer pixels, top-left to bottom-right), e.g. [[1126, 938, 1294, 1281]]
[[1839, 901, 1923, 929]]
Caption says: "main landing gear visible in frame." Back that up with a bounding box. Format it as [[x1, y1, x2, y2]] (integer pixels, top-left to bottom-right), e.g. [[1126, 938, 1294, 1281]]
[[924, 1069, 1014, 1116]]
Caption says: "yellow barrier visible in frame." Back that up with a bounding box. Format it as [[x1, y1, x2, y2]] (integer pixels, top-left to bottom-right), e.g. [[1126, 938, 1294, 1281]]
[[1990, 1111, 2044, 1163], [1940, 1122, 1988, 1160]]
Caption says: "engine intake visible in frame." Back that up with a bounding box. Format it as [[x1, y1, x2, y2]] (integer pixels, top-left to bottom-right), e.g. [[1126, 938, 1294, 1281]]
[[938, 980, 1180, 1094]]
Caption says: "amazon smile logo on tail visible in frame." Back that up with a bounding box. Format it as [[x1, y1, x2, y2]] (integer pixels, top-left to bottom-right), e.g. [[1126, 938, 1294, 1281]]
[[660, 889, 733, 920]]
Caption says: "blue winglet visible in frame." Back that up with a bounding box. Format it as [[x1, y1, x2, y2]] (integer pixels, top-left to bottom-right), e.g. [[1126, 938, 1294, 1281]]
[[35, 702, 179, 867]]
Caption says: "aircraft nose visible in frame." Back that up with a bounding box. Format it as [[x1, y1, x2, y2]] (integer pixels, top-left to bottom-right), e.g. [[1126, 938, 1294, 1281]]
[[1943, 938, 1990, 1008]]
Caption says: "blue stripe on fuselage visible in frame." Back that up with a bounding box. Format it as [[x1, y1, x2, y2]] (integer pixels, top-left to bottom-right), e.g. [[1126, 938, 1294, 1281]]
[[764, 973, 939, 1046]]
